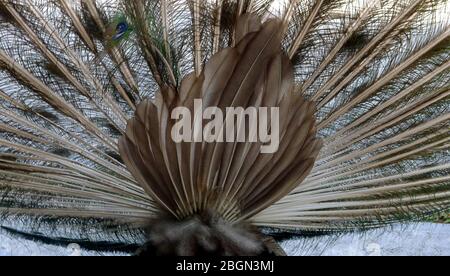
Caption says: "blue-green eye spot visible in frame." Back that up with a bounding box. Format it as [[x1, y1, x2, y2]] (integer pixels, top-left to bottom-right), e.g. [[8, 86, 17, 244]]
[[112, 21, 130, 41]]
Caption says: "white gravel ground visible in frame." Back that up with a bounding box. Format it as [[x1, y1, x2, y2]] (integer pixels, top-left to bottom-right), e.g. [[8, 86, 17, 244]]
[[0, 223, 449, 256], [282, 223, 450, 256]]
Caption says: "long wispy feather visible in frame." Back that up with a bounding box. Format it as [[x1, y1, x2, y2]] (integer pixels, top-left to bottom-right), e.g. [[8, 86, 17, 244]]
[[0, 0, 449, 255]]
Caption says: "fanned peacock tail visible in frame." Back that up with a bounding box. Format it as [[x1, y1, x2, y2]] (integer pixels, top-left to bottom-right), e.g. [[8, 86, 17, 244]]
[[0, 0, 449, 256]]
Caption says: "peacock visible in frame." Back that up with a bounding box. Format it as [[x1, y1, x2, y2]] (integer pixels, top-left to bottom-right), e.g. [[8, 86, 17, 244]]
[[0, 0, 449, 256]]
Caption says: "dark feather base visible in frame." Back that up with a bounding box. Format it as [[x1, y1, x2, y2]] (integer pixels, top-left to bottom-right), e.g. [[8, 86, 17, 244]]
[[135, 239, 284, 257], [136, 213, 286, 256]]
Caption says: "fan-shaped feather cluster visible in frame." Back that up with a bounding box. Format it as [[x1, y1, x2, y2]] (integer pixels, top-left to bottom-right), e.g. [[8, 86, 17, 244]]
[[0, 0, 449, 256]]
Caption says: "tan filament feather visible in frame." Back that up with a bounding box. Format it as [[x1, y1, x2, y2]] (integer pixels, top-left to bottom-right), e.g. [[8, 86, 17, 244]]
[[119, 16, 322, 222]]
